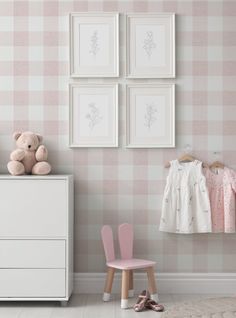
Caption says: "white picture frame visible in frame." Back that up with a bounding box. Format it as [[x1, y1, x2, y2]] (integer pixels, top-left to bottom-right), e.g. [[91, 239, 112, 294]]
[[69, 83, 118, 147], [126, 84, 175, 148], [70, 12, 119, 77], [126, 13, 175, 78]]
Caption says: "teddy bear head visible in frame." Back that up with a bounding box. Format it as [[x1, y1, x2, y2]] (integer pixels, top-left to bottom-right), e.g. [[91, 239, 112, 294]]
[[13, 131, 43, 151]]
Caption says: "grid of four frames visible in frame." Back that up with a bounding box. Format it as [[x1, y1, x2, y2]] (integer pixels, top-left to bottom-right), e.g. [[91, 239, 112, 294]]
[[69, 13, 175, 148]]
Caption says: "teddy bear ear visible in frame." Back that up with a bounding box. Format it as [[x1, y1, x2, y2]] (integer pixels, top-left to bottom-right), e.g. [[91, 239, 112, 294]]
[[36, 134, 43, 143], [13, 131, 22, 140]]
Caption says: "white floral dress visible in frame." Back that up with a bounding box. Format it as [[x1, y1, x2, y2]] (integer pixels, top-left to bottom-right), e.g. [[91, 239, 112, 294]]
[[159, 160, 212, 234]]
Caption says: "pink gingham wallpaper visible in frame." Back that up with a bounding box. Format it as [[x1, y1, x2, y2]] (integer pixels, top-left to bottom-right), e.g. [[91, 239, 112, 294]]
[[0, 0, 236, 273]]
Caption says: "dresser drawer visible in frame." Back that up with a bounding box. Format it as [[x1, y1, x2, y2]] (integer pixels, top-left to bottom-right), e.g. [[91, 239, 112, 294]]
[[0, 240, 65, 268], [0, 179, 67, 237], [0, 269, 65, 297]]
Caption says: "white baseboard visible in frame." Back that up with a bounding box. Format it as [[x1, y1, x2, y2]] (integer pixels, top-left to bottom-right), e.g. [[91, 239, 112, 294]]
[[74, 272, 236, 295]]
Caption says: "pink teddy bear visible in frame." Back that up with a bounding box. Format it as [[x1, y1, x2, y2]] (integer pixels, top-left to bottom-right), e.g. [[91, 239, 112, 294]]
[[7, 131, 51, 176]]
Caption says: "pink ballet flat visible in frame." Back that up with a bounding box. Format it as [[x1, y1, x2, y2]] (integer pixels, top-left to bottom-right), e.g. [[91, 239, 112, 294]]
[[145, 299, 164, 312], [133, 290, 150, 312]]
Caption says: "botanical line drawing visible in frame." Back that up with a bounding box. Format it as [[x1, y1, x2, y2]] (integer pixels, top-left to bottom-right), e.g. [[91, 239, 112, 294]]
[[143, 31, 156, 59], [89, 30, 100, 57], [85, 103, 102, 130], [144, 102, 157, 129]]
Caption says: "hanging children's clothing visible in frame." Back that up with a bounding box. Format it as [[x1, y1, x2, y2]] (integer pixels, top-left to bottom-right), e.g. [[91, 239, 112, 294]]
[[204, 167, 236, 233], [159, 159, 212, 234]]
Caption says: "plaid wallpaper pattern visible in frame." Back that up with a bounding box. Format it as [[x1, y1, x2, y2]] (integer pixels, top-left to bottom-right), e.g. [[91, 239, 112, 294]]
[[0, 0, 236, 273]]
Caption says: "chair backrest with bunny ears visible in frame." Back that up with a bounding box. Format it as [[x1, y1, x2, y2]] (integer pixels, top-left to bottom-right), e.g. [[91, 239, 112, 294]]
[[101, 225, 115, 262], [118, 223, 133, 260]]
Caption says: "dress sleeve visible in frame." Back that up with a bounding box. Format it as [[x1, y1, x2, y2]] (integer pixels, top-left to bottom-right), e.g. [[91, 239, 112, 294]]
[[229, 169, 236, 192], [224, 169, 236, 233]]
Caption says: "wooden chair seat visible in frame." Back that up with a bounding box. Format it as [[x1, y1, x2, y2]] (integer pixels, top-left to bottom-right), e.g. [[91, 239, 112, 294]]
[[107, 258, 156, 270]]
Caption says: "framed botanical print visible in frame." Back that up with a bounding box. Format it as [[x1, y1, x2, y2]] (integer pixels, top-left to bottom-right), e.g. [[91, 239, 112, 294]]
[[69, 13, 119, 77], [126, 84, 175, 148], [126, 13, 175, 78], [69, 83, 118, 147]]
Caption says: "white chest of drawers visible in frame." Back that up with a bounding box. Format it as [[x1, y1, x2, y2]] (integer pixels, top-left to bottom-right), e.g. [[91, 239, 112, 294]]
[[0, 175, 74, 305]]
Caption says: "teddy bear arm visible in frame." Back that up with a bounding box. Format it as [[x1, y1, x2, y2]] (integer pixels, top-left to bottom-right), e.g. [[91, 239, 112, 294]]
[[35, 145, 48, 161], [10, 149, 25, 161]]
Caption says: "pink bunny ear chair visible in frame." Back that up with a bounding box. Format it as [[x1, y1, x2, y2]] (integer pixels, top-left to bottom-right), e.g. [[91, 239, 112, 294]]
[[101, 223, 159, 309]]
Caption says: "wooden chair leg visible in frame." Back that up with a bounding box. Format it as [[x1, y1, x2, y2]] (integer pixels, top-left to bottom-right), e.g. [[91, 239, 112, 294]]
[[128, 270, 134, 297], [103, 267, 115, 301], [121, 270, 129, 309], [146, 266, 159, 302]]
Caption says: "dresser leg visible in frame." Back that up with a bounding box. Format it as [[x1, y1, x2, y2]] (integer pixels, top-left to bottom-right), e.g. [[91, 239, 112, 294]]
[[60, 301, 68, 307]]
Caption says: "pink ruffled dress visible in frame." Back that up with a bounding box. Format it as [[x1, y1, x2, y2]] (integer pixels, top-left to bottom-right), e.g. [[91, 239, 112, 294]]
[[204, 167, 236, 233]]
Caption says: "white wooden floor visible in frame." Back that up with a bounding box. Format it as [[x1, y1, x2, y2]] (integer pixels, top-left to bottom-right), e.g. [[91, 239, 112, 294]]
[[0, 293, 231, 318]]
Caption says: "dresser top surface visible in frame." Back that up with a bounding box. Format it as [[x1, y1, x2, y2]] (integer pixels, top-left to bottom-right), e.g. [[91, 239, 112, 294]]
[[0, 174, 73, 180]]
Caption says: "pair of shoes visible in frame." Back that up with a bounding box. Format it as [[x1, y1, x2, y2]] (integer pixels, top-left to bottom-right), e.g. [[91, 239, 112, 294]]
[[133, 290, 164, 312], [133, 290, 149, 312]]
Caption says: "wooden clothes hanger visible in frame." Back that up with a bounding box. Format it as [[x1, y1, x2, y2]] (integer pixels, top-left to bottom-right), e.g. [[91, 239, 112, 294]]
[[165, 153, 196, 168], [209, 161, 224, 170], [165, 144, 207, 168], [165, 155, 208, 168], [178, 153, 195, 163], [209, 152, 224, 171]]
